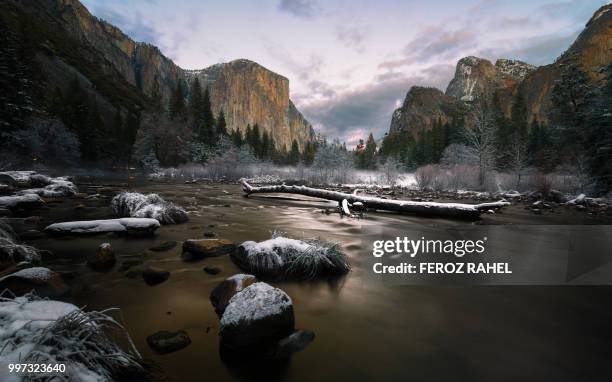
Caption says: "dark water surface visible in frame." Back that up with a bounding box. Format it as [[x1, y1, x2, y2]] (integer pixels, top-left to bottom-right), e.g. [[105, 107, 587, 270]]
[[20, 180, 612, 382]]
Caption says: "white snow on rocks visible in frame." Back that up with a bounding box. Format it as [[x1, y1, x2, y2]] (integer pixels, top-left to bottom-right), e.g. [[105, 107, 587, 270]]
[[17, 177, 77, 197], [0, 294, 145, 382], [0, 194, 44, 209], [44, 218, 160, 235], [235, 234, 351, 279], [0, 267, 53, 283], [220, 282, 293, 327], [111, 192, 188, 224], [0, 171, 77, 197]]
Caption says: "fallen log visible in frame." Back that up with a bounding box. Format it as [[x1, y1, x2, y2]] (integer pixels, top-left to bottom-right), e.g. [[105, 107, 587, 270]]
[[241, 181, 509, 219]]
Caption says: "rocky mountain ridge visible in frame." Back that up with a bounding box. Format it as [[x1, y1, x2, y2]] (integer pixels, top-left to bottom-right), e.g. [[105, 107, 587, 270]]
[[2, 0, 314, 151], [389, 3, 612, 137]]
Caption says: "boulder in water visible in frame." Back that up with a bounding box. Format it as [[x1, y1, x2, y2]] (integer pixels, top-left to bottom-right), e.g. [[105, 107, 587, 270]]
[[0, 267, 69, 298], [44, 218, 160, 235], [111, 192, 188, 224], [142, 266, 170, 285], [183, 239, 236, 258], [87, 243, 116, 270], [219, 282, 294, 350], [210, 274, 257, 316], [146, 330, 191, 354]]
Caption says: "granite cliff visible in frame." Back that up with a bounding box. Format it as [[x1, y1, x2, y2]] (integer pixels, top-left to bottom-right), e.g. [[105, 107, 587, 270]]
[[1, 0, 313, 153], [388, 3, 612, 136]]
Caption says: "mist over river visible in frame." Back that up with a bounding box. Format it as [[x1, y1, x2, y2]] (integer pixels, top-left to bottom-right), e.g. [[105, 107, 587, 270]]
[[13, 178, 612, 382]]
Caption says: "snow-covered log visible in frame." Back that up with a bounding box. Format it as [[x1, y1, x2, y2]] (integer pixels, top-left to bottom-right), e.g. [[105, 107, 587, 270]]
[[241, 180, 510, 219], [111, 192, 188, 224], [44, 218, 160, 235], [0, 294, 147, 381]]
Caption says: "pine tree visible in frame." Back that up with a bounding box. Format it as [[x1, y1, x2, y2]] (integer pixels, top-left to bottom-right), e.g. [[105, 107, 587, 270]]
[[169, 81, 186, 120], [302, 141, 316, 165], [261, 130, 270, 159], [363, 133, 377, 169], [216, 110, 227, 138], [251, 124, 262, 157], [150, 77, 162, 111], [201, 87, 215, 145], [245, 124, 252, 147], [510, 89, 528, 141], [231, 129, 243, 146], [289, 139, 300, 165], [189, 78, 203, 121]]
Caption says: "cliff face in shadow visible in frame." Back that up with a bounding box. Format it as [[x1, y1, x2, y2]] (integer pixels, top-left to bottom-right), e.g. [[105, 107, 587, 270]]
[[1, 0, 313, 158]]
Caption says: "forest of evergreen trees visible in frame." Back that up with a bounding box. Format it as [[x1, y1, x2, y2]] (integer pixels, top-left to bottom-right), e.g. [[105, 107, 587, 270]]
[[376, 61, 612, 193]]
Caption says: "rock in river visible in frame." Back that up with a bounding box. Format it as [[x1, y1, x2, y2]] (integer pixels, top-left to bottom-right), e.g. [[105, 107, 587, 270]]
[[204, 266, 221, 275], [268, 330, 315, 359], [182, 239, 236, 258], [44, 218, 160, 235], [142, 266, 170, 285], [146, 330, 191, 354], [149, 240, 177, 252], [0, 267, 69, 298], [87, 243, 116, 270], [210, 274, 257, 316], [220, 282, 294, 350]]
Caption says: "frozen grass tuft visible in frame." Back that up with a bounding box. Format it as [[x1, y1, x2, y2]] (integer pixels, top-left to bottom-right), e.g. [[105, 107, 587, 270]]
[[235, 232, 350, 280], [0, 293, 148, 381], [111, 192, 188, 225], [0, 220, 41, 267]]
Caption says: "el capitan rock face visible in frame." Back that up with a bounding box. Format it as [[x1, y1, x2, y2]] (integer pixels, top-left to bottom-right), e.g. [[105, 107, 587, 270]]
[[190, 60, 313, 151], [3, 0, 313, 151]]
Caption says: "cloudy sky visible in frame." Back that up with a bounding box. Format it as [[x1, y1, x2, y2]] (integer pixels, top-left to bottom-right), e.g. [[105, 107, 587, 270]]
[[82, 0, 607, 146]]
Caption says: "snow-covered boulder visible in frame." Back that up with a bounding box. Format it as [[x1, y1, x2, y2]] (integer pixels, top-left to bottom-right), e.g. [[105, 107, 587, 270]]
[[111, 192, 188, 224], [0, 267, 68, 298], [567, 193, 587, 205], [17, 176, 77, 197], [220, 282, 294, 350], [0, 171, 77, 197], [233, 234, 351, 280], [0, 295, 146, 382], [210, 274, 258, 316], [0, 194, 44, 210], [0, 171, 37, 186], [44, 218, 160, 235]]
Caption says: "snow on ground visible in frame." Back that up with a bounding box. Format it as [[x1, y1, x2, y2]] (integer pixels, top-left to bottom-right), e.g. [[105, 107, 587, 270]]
[[44, 218, 160, 235], [0, 294, 145, 382], [111, 192, 188, 224], [220, 282, 293, 327]]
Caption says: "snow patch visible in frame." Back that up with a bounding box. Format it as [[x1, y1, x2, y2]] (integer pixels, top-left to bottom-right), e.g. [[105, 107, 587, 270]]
[[111, 192, 188, 224], [220, 282, 292, 327], [44, 218, 160, 235]]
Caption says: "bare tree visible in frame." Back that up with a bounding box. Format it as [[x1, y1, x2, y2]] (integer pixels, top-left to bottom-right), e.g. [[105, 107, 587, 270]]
[[462, 97, 497, 190], [506, 135, 529, 190]]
